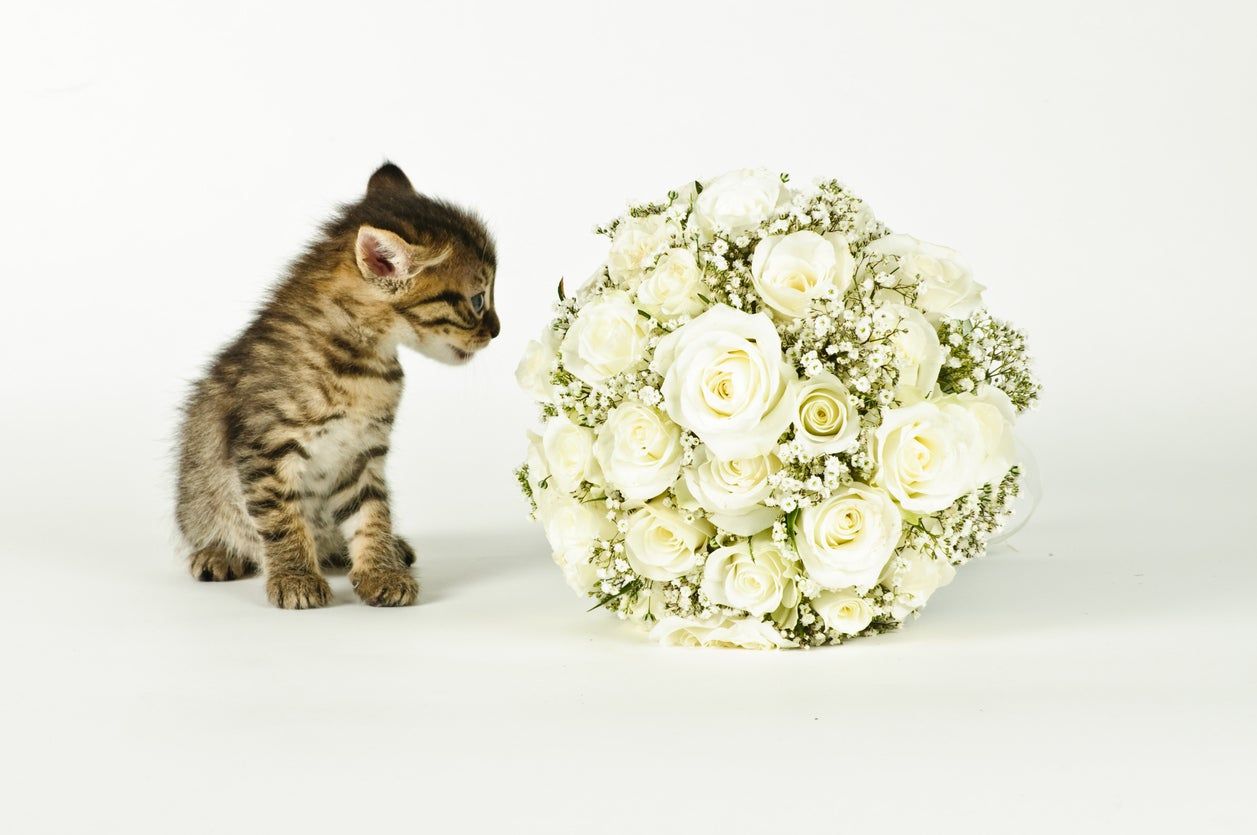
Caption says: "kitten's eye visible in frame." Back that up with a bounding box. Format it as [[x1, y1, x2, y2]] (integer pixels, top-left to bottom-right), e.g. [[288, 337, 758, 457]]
[[470, 292, 485, 312]]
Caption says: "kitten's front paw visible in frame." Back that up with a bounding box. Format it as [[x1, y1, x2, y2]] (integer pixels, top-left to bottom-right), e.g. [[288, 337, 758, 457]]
[[350, 566, 419, 607], [267, 572, 333, 609], [395, 536, 417, 568]]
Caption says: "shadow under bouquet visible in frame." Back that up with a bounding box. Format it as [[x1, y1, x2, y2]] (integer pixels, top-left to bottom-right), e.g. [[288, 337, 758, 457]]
[[516, 169, 1040, 648]]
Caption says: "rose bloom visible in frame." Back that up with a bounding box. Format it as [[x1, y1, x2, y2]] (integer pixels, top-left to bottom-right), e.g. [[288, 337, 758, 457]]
[[593, 401, 683, 503], [515, 326, 560, 403], [651, 305, 798, 459], [679, 447, 780, 536], [873, 399, 984, 513], [635, 248, 705, 319], [811, 588, 875, 636], [606, 215, 678, 285], [795, 482, 902, 591], [793, 371, 861, 455], [536, 490, 615, 594], [701, 533, 797, 616], [523, 430, 549, 494], [750, 230, 855, 319], [541, 414, 601, 493], [943, 385, 1017, 487], [882, 548, 956, 620], [865, 234, 985, 321], [650, 614, 796, 649], [692, 168, 786, 237], [560, 291, 651, 386], [624, 500, 713, 581], [885, 304, 943, 404]]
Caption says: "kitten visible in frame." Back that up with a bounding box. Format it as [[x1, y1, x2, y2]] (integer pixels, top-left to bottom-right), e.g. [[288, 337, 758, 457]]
[[176, 163, 498, 608]]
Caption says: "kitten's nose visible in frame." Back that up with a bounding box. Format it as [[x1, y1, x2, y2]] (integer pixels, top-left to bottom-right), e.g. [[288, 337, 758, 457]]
[[485, 309, 501, 339]]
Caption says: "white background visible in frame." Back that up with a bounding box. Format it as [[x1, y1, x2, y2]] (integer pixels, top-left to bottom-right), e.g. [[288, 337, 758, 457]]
[[2, 1, 1254, 831]]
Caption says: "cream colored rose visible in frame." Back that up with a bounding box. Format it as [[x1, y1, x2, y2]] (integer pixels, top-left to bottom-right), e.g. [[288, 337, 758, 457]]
[[515, 327, 560, 402], [943, 385, 1016, 488], [593, 402, 683, 503], [541, 414, 601, 493], [881, 548, 955, 619], [886, 304, 943, 404], [873, 400, 983, 513], [865, 234, 984, 320], [607, 215, 678, 285], [650, 614, 796, 649], [635, 248, 705, 319], [750, 230, 855, 319], [524, 430, 549, 493], [793, 371, 861, 454], [536, 490, 615, 594], [560, 292, 651, 385], [680, 447, 780, 536], [693, 168, 787, 236], [623, 581, 668, 623], [624, 500, 713, 581], [651, 305, 798, 459], [701, 532, 797, 616], [811, 588, 874, 635], [795, 483, 902, 591]]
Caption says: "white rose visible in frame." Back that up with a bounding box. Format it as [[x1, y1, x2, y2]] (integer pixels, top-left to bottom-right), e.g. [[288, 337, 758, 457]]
[[701, 532, 798, 616], [943, 384, 1016, 487], [634, 248, 706, 319], [796, 482, 902, 591], [750, 230, 855, 319], [793, 372, 861, 455], [542, 414, 601, 493], [623, 582, 668, 623], [811, 588, 875, 635], [536, 491, 616, 594], [624, 500, 713, 581], [560, 292, 651, 386], [650, 614, 796, 649], [515, 327, 559, 402], [886, 304, 943, 404], [607, 215, 679, 285], [651, 305, 798, 459], [693, 168, 787, 237], [865, 234, 985, 320], [873, 400, 984, 513], [882, 548, 956, 619], [524, 430, 549, 493], [593, 402, 683, 503], [680, 447, 780, 536]]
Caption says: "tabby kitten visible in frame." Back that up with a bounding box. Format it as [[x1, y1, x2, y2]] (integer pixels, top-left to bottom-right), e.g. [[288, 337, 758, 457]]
[[176, 163, 498, 609]]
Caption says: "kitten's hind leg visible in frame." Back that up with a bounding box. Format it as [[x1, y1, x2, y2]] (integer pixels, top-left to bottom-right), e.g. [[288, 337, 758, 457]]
[[312, 508, 351, 569], [189, 543, 257, 582], [395, 535, 417, 568]]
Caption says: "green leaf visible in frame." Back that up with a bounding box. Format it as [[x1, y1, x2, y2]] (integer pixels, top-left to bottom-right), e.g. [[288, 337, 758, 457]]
[[784, 508, 800, 552], [697, 293, 712, 305], [587, 579, 640, 612], [557, 278, 566, 301], [637, 309, 652, 319]]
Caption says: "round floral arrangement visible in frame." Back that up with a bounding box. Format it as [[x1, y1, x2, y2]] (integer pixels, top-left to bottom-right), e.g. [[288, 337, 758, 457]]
[[516, 169, 1040, 649]]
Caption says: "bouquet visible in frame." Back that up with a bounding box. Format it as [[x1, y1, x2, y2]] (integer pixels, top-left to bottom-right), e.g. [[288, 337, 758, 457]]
[[516, 169, 1039, 648]]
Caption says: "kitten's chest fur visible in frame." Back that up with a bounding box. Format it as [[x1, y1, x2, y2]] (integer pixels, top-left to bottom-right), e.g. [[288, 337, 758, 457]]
[[298, 378, 401, 496]]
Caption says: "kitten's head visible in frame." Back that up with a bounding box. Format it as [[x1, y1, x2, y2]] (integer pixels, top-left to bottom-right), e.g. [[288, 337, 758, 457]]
[[342, 163, 499, 365]]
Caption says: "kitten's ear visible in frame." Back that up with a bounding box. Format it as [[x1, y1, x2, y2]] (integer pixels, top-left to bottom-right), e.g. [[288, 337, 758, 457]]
[[355, 225, 450, 292], [367, 162, 413, 195], [355, 226, 414, 289]]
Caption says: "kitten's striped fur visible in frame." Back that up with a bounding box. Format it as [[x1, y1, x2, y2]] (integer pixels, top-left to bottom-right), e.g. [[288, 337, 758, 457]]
[[176, 163, 498, 608]]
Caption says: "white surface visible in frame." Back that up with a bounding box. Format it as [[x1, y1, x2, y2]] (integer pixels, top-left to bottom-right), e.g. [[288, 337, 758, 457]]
[[1, 1, 1254, 832]]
